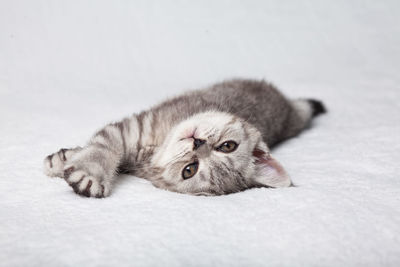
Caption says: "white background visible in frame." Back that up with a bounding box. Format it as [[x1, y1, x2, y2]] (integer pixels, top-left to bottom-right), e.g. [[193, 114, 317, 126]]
[[1, 1, 399, 266]]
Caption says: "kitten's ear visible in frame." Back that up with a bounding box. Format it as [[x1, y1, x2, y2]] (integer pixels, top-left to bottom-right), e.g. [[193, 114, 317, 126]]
[[252, 147, 292, 188]]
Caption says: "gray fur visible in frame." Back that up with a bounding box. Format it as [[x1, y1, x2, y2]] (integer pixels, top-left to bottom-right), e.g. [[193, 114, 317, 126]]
[[43, 79, 325, 197]]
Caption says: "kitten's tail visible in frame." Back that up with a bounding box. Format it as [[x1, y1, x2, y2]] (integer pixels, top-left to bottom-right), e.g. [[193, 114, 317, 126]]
[[291, 99, 327, 123], [306, 99, 327, 117], [280, 98, 327, 141]]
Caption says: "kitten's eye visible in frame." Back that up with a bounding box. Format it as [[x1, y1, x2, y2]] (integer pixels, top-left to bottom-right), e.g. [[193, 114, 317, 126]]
[[216, 140, 238, 153], [182, 162, 199, 179]]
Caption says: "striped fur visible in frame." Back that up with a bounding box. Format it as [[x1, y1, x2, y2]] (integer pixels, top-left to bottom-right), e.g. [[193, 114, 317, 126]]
[[43, 79, 325, 197]]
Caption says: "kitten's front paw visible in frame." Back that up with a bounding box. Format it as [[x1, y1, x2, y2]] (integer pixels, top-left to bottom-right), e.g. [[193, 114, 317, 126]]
[[63, 166, 110, 198], [43, 149, 69, 178], [43, 147, 81, 178]]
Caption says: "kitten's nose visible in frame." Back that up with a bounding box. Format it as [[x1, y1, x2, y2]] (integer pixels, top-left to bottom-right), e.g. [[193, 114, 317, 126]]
[[193, 138, 206, 150]]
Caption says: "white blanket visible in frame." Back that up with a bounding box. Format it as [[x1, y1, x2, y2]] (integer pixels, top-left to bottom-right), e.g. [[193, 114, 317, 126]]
[[1, 1, 399, 266]]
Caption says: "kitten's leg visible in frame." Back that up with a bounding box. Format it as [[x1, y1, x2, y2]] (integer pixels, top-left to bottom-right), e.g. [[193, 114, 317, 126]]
[[65, 123, 129, 198], [44, 121, 129, 198], [283, 99, 326, 139], [43, 147, 82, 178]]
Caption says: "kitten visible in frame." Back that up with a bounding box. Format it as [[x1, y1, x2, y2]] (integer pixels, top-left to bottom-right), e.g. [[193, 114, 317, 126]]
[[43, 79, 326, 197]]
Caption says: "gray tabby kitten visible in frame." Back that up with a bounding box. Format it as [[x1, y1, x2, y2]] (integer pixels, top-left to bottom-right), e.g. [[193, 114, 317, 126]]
[[43, 79, 326, 197]]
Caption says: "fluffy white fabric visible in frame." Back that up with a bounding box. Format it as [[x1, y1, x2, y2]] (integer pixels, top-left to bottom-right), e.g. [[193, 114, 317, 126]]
[[1, 1, 399, 266]]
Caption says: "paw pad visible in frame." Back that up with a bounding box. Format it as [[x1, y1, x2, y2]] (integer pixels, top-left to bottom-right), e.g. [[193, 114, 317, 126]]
[[63, 167, 108, 198], [63, 166, 75, 178]]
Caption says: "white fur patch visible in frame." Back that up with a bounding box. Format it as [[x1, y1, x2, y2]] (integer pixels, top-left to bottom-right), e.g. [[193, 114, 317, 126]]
[[292, 100, 312, 122]]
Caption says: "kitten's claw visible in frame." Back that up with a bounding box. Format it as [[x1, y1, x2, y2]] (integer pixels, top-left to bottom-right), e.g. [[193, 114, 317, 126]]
[[43, 148, 71, 177], [63, 166, 110, 198]]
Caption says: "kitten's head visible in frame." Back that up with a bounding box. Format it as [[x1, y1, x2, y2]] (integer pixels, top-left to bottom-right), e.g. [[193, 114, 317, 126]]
[[150, 111, 291, 195]]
